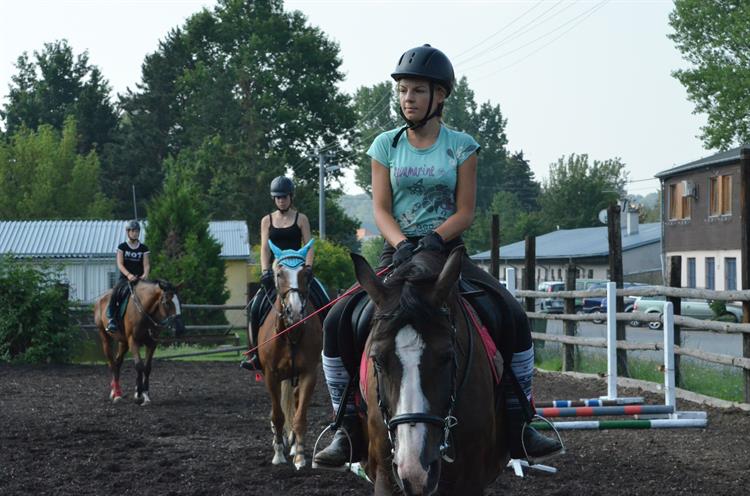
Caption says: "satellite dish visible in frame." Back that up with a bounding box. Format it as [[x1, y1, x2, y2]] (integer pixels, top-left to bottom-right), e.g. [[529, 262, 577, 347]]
[[598, 209, 608, 224]]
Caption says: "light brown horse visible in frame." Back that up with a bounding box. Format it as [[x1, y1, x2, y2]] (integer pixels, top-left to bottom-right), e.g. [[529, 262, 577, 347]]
[[353, 247, 508, 495], [256, 240, 322, 470], [94, 280, 185, 405]]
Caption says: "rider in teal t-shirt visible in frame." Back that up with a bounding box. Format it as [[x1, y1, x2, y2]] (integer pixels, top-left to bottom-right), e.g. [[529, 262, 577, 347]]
[[313, 44, 563, 471], [367, 126, 480, 237]]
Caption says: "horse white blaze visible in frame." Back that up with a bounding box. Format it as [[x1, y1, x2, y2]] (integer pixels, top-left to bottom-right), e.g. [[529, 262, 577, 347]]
[[394, 325, 429, 489], [172, 294, 181, 315], [282, 266, 304, 321]]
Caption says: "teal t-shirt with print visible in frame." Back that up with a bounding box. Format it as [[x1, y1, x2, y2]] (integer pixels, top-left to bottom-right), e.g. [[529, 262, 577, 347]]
[[367, 125, 480, 237]]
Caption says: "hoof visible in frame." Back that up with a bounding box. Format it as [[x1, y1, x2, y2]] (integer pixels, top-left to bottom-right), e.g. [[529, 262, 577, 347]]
[[140, 393, 151, 407], [294, 456, 306, 470], [112, 394, 122, 403], [272, 454, 287, 465]]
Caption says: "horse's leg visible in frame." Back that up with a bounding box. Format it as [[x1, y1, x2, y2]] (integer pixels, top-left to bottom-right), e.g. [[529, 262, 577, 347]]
[[266, 375, 287, 465], [129, 336, 145, 404], [140, 343, 156, 406], [100, 331, 119, 401], [290, 371, 316, 470], [111, 339, 129, 402], [373, 466, 395, 496]]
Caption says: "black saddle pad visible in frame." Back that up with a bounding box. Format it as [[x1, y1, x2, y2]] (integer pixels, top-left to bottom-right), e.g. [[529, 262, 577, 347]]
[[459, 278, 514, 364], [337, 290, 375, 378]]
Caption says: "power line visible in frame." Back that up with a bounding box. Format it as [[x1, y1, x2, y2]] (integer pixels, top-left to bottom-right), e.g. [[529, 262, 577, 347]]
[[470, 0, 609, 83], [454, 0, 570, 68], [627, 177, 660, 183], [460, 0, 608, 73], [453, 0, 545, 62]]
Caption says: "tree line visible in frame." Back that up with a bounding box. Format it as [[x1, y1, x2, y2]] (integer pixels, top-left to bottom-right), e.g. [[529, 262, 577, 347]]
[[2, 0, 736, 261]]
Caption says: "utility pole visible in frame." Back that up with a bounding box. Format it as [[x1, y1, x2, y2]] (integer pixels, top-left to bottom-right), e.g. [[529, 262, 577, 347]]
[[132, 185, 138, 220], [318, 149, 326, 240]]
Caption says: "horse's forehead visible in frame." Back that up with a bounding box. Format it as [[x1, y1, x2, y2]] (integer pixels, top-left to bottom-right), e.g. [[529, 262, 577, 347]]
[[276, 264, 302, 288]]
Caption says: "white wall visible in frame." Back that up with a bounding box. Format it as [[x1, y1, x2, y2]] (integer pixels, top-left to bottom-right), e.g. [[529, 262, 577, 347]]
[[665, 249, 742, 290], [56, 259, 115, 303]]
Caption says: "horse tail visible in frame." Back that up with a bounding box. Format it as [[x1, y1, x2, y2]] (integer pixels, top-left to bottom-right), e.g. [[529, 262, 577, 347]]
[[280, 379, 295, 437]]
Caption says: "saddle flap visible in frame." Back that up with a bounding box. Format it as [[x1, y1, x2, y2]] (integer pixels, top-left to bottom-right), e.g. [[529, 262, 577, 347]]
[[337, 289, 372, 378]]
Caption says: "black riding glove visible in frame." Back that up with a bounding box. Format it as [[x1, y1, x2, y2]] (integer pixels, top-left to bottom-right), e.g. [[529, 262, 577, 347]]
[[418, 231, 446, 252], [260, 269, 275, 294], [392, 240, 417, 267]]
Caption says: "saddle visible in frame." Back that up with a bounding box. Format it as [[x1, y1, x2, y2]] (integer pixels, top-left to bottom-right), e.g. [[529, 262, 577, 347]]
[[112, 283, 132, 320]]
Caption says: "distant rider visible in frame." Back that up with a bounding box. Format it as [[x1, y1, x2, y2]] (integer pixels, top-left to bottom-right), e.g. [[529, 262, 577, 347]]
[[106, 220, 150, 334]]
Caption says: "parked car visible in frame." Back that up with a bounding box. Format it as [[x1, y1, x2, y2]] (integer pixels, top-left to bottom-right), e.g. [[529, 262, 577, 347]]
[[536, 281, 565, 313], [632, 295, 742, 330], [581, 282, 649, 325]]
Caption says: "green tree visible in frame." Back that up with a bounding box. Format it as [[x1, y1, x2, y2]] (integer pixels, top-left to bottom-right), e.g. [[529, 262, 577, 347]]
[[1, 40, 118, 155], [146, 165, 229, 322], [0, 117, 112, 219], [309, 239, 355, 294], [118, 0, 358, 244], [0, 256, 78, 363], [668, 1, 750, 149], [539, 154, 627, 230], [350, 81, 399, 195], [360, 236, 385, 268]]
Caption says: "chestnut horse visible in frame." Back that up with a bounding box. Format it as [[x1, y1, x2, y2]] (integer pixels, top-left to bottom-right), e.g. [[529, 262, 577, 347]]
[[257, 239, 323, 470], [353, 247, 507, 495], [94, 280, 185, 405]]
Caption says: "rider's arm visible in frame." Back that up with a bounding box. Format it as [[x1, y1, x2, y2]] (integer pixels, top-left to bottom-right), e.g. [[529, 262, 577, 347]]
[[141, 252, 151, 280], [116, 249, 129, 278], [260, 215, 271, 272], [299, 213, 314, 267], [432, 153, 477, 242], [372, 159, 408, 248]]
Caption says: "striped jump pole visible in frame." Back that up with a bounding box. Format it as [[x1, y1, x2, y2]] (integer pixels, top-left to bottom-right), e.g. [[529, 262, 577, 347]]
[[531, 418, 707, 430], [535, 398, 644, 408], [537, 404, 674, 418]]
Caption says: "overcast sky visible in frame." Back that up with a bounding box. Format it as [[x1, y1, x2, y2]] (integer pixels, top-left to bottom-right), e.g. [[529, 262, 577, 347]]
[[1, 0, 712, 197]]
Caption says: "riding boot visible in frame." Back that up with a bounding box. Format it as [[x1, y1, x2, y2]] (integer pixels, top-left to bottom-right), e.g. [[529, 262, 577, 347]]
[[506, 407, 563, 460], [313, 415, 364, 469], [241, 292, 263, 371], [105, 317, 118, 335]]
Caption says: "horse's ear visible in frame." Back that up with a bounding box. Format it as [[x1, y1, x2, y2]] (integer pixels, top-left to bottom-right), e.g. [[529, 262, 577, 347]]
[[268, 240, 283, 260], [299, 238, 315, 259], [431, 246, 464, 305], [351, 253, 386, 307]]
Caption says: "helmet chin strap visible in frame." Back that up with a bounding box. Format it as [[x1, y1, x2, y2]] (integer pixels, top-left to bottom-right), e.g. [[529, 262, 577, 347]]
[[391, 82, 443, 148]]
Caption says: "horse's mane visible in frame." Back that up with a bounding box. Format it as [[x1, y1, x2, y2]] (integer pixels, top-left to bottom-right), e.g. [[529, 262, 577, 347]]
[[385, 253, 447, 324]]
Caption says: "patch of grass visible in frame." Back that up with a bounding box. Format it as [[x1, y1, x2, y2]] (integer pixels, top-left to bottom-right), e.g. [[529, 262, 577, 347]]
[[534, 345, 743, 403]]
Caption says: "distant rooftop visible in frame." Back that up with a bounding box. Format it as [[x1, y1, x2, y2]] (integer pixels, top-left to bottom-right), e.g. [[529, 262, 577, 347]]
[[0, 220, 251, 260], [655, 143, 750, 179], [471, 223, 660, 262]]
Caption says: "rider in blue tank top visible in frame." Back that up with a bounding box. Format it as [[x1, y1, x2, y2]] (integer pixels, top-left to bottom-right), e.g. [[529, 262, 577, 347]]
[[313, 44, 563, 470]]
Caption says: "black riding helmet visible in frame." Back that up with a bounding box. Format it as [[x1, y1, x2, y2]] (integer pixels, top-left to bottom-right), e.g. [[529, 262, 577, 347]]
[[390, 44, 455, 147], [125, 220, 140, 231], [270, 176, 294, 198]]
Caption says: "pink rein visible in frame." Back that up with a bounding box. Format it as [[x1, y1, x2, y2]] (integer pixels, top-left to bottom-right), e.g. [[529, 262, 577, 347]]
[[243, 266, 392, 357]]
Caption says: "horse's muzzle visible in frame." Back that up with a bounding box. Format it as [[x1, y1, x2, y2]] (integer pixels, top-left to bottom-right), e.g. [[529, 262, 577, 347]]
[[399, 457, 441, 496]]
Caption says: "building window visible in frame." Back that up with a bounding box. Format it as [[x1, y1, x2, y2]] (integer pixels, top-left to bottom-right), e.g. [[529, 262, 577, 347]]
[[557, 268, 562, 280], [709, 175, 732, 216], [687, 257, 696, 288], [705, 257, 715, 290], [725, 258, 737, 290], [588, 269, 594, 279], [668, 182, 692, 220]]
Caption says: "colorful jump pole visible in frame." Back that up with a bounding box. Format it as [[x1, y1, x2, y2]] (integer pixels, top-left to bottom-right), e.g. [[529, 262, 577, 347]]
[[535, 398, 642, 408], [537, 404, 674, 418], [531, 418, 707, 430]]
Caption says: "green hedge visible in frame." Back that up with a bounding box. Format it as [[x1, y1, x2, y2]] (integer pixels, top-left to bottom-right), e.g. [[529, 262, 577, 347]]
[[0, 256, 78, 363]]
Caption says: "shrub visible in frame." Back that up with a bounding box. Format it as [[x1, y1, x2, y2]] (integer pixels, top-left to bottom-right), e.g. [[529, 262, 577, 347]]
[[0, 256, 78, 363]]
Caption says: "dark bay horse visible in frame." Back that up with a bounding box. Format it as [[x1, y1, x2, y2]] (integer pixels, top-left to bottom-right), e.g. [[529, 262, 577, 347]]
[[257, 240, 323, 469], [94, 280, 185, 405], [353, 247, 507, 495]]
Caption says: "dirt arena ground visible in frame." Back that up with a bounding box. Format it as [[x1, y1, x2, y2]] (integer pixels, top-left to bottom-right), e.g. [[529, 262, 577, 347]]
[[1, 361, 748, 495]]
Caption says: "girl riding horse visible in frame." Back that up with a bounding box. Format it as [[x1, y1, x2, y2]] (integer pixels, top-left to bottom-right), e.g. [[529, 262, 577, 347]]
[[242, 176, 330, 371], [313, 44, 562, 471]]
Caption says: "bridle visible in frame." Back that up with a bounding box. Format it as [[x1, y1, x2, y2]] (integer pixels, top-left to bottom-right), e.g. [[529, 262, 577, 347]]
[[371, 303, 472, 464], [128, 282, 180, 331], [268, 253, 312, 329]]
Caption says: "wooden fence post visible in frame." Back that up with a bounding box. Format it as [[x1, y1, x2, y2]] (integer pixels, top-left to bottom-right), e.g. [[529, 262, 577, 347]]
[[668, 256, 682, 387], [524, 235, 536, 313], [491, 214, 500, 280], [563, 263, 577, 371], [740, 147, 750, 402], [608, 202, 628, 376]]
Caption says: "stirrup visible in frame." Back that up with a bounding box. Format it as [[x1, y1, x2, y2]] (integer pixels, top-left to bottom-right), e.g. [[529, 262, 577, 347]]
[[521, 416, 565, 462]]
